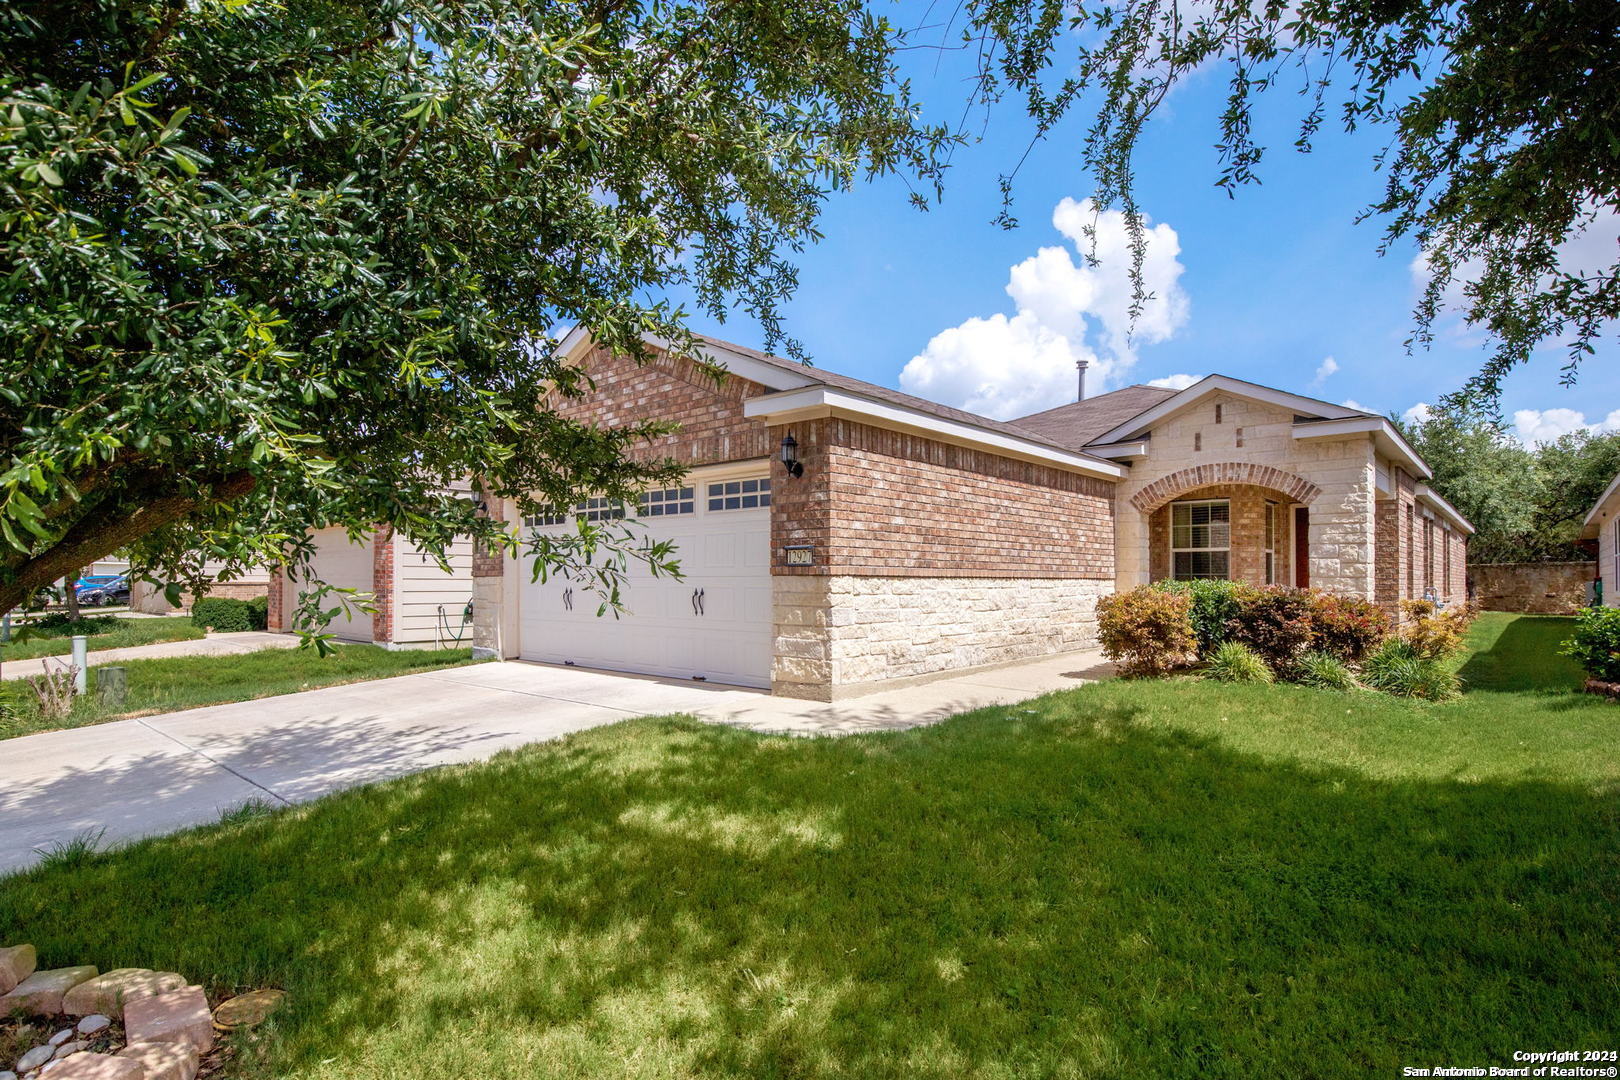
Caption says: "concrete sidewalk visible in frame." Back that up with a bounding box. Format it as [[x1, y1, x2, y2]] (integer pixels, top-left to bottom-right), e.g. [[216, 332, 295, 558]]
[[2, 631, 297, 681], [0, 651, 1110, 873]]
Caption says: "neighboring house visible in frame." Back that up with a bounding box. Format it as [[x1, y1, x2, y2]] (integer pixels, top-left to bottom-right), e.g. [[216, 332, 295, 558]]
[[456, 331, 1472, 701], [1578, 472, 1620, 605], [266, 527, 476, 649], [128, 561, 270, 614]]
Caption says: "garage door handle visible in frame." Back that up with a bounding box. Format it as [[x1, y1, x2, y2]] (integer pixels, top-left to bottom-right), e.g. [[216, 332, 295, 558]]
[[697, 587, 705, 616], [690, 588, 699, 616], [562, 588, 573, 612]]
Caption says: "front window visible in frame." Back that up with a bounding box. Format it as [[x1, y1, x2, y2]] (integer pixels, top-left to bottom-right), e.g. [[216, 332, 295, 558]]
[[1263, 501, 1277, 584], [1172, 499, 1231, 580]]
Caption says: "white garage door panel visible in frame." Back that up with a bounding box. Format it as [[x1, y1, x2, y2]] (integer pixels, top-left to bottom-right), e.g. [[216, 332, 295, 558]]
[[304, 528, 375, 642], [518, 500, 771, 688]]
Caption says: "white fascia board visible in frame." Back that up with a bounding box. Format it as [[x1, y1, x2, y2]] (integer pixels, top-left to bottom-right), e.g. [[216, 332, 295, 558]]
[[1580, 471, 1620, 535], [1090, 374, 1365, 444], [1293, 416, 1432, 480], [744, 387, 1126, 480], [1415, 484, 1475, 535], [554, 325, 816, 392], [1085, 439, 1150, 460]]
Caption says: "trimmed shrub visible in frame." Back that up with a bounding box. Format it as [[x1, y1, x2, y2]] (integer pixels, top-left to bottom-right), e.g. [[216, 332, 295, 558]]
[[1225, 586, 1314, 673], [1151, 579, 1245, 657], [1306, 593, 1390, 662], [191, 596, 268, 633], [1294, 651, 1357, 692], [1203, 641, 1273, 683], [1362, 638, 1461, 701], [1561, 605, 1620, 682], [1398, 599, 1477, 661], [1097, 586, 1197, 678]]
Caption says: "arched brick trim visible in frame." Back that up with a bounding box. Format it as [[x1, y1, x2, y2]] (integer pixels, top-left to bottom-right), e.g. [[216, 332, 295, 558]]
[[1130, 462, 1322, 512]]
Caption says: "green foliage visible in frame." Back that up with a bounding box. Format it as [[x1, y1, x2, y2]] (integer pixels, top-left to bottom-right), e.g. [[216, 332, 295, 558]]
[[190, 596, 267, 633], [1362, 639, 1462, 702], [1203, 641, 1273, 684], [1560, 606, 1620, 683], [1096, 586, 1197, 677], [1399, 409, 1620, 563], [1150, 579, 1243, 657], [1294, 652, 1357, 693], [1306, 593, 1391, 664], [970, 0, 1620, 398], [0, 0, 945, 617]]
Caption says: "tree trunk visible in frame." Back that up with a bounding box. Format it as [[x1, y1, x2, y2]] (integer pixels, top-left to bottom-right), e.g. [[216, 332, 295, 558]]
[[65, 570, 81, 622]]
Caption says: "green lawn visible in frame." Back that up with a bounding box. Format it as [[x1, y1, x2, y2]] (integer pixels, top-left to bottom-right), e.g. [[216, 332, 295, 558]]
[[0, 614, 204, 662], [0, 645, 480, 740], [0, 614, 1614, 1079]]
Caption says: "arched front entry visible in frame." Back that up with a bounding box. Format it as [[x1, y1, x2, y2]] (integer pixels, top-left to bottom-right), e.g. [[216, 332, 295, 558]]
[[1129, 464, 1323, 589]]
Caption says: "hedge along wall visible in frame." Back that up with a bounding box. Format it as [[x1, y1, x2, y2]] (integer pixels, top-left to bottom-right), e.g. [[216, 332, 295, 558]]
[[1470, 562, 1596, 614]]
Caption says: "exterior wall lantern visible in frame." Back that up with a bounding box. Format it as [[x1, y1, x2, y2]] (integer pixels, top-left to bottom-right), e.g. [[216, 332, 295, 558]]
[[780, 434, 804, 478]]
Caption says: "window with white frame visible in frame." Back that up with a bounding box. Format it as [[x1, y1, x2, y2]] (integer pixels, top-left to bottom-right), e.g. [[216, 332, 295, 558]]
[[707, 476, 771, 511], [522, 506, 567, 529], [522, 498, 624, 530], [1171, 499, 1231, 580], [1263, 501, 1278, 584], [638, 486, 695, 517]]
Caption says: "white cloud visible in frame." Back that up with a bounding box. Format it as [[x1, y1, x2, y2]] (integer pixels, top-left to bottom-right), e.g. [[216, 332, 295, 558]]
[[1512, 407, 1620, 446], [1340, 399, 1372, 413], [1148, 373, 1202, 390], [1402, 402, 1433, 425], [1312, 356, 1338, 387], [900, 197, 1189, 419]]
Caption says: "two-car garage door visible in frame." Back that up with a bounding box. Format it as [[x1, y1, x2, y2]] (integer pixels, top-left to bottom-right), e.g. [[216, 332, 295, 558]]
[[518, 475, 774, 688]]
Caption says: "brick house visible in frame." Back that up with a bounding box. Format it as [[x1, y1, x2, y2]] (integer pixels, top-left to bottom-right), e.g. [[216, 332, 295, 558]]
[[450, 331, 1471, 700]]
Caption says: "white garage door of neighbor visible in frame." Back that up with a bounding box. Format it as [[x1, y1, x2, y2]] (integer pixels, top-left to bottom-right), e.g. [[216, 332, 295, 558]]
[[304, 528, 376, 642], [519, 480, 773, 688]]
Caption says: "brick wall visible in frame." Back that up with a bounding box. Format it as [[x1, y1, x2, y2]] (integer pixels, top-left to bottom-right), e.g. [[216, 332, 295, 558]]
[[770, 417, 1115, 579], [266, 568, 285, 631], [371, 526, 395, 643], [1374, 467, 1418, 611], [1471, 562, 1593, 614], [552, 344, 776, 466], [1145, 484, 1292, 587]]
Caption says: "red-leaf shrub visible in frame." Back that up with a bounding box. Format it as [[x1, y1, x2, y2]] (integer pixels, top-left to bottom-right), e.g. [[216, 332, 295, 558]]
[[1306, 593, 1391, 662], [1224, 586, 1315, 673], [1097, 587, 1197, 677]]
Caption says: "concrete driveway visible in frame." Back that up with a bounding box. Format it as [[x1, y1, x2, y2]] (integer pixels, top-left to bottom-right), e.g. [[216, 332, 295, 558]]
[[0, 651, 1110, 874]]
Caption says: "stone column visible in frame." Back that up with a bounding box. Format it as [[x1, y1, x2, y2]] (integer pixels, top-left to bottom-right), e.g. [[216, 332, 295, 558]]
[[470, 500, 506, 660]]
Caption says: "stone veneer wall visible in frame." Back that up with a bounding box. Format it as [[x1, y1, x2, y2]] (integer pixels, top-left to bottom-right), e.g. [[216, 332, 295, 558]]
[[1113, 392, 1378, 598], [1471, 562, 1593, 614], [774, 576, 1112, 699], [768, 417, 1115, 699]]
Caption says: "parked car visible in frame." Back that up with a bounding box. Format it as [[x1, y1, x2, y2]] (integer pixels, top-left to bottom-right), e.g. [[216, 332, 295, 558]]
[[76, 575, 130, 607]]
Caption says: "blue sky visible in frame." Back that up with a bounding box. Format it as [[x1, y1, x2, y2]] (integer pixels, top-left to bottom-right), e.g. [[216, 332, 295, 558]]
[[679, 4, 1618, 444]]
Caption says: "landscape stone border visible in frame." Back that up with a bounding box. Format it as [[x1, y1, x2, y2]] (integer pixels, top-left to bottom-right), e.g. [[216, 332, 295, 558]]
[[0, 945, 282, 1080]]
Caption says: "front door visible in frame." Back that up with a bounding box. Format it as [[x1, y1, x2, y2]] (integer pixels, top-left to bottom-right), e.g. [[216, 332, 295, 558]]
[[1293, 506, 1310, 588]]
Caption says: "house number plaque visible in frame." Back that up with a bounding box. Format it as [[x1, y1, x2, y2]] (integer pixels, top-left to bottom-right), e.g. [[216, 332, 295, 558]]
[[784, 545, 814, 566]]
